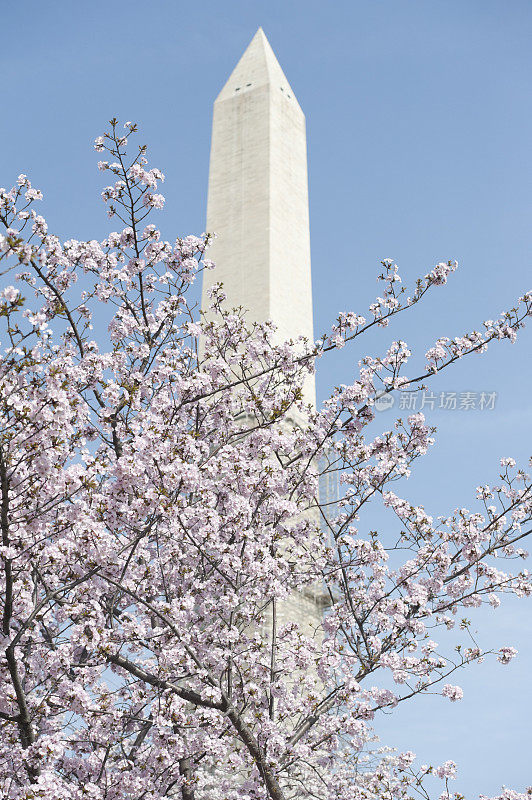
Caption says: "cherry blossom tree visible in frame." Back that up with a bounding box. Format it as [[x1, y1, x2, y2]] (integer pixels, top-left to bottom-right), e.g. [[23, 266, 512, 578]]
[[0, 120, 531, 800]]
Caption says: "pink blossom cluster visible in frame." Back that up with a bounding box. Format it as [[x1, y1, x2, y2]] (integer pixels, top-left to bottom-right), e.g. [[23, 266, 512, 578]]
[[0, 121, 530, 800]]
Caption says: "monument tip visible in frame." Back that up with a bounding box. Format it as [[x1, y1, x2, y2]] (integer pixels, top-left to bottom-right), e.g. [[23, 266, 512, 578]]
[[215, 26, 298, 106]]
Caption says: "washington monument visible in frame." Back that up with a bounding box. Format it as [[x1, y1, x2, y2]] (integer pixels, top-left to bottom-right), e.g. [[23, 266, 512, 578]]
[[202, 27, 315, 408], [202, 29, 324, 640]]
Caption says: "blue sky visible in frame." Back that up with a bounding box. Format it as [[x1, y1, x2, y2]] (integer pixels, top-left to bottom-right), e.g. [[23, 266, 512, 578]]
[[1, 1, 531, 795]]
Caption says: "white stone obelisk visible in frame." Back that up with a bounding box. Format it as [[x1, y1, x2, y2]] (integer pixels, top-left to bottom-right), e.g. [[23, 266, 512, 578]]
[[202, 30, 325, 650], [203, 27, 315, 408]]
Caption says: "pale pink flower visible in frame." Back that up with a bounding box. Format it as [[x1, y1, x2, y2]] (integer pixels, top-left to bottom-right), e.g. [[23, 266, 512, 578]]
[[442, 684, 463, 702], [498, 646, 518, 664], [2, 285, 19, 302]]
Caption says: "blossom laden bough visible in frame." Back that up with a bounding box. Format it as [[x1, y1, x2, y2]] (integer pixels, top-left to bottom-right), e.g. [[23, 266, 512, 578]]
[[0, 120, 530, 800]]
